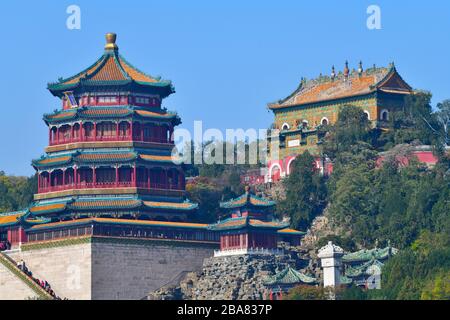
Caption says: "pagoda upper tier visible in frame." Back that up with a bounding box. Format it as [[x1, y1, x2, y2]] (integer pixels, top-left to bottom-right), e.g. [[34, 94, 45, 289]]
[[48, 33, 174, 105]]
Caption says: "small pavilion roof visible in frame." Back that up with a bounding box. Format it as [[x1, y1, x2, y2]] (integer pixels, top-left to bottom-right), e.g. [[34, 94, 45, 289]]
[[269, 62, 412, 110], [342, 245, 398, 263], [220, 189, 276, 209], [264, 266, 317, 286], [47, 33, 174, 98], [344, 259, 385, 278], [207, 216, 289, 231]]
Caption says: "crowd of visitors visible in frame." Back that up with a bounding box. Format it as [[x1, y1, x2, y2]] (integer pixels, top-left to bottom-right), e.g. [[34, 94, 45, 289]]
[[16, 260, 65, 300], [0, 240, 11, 251]]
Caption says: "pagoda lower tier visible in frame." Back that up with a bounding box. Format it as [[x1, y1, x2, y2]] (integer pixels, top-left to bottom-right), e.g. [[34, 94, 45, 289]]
[[33, 148, 185, 199]]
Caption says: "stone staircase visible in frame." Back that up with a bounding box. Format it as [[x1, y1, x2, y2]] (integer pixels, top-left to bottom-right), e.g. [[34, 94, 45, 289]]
[[0, 252, 54, 300]]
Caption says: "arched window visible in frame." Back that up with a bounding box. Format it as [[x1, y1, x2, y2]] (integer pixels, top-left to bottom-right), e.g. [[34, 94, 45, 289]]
[[73, 123, 81, 141], [287, 157, 296, 175], [59, 125, 71, 142], [50, 127, 57, 144], [83, 122, 94, 138], [281, 123, 290, 131], [380, 109, 389, 121], [118, 121, 130, 138], [302, 120, 309, 129], [65, 168, 75, 185], [269, 163, 282, 182], [364, 111, 371, 121], [321, 117, 329, 126]]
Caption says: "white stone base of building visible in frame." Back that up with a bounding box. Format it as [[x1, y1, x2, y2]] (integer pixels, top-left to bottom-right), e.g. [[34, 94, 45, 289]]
[[214, 247, 284, 257]]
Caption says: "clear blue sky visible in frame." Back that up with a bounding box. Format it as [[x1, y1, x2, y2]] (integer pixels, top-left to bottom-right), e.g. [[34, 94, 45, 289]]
[[0, 0, 449, 176]]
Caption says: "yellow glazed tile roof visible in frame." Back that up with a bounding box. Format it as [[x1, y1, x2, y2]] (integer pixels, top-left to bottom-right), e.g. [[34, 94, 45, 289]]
[[143, 201, 196, 210], [30, 203, 66, 213], [140, 154, 177, 162], [29, 217, 207, 230], [0, 213, 24, 226]]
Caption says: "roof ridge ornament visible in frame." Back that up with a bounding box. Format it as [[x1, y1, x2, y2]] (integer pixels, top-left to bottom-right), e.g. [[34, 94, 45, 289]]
[[358, 61, 363, 76], [343, 60, 350, 80], [105, 33, 118, 51], [331, 65, 336, 81]]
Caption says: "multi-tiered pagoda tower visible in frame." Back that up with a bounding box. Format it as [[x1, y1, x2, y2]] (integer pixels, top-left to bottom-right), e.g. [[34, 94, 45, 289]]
[[34, 33, 195, 222], [0, 34, 220, 249]]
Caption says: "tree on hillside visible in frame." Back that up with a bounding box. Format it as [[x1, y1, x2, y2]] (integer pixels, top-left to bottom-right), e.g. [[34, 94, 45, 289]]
[[0, 172, 37, 213], [186, 180, 223, 223], [378, 92, 437, 150], [322, 105, 371, 159], [375, 231, 450, 300], [277, 151, 326, 230], [435, 99, 450, 147]]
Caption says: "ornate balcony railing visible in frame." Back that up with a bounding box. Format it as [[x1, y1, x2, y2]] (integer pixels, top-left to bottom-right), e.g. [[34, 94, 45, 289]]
[[49, 134, 171, 146], [38, 181, 183, 194]]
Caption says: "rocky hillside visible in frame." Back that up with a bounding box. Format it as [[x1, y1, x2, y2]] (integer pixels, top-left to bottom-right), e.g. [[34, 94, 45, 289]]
[[147, 249, 314, 300]]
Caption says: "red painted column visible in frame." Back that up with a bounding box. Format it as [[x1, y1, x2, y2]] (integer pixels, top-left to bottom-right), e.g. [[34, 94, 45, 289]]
[[115, 166, 119, 186], [93, 167, 96, 186], [62, 170, 66, 186], [74, 167, 78, 188], [7, 229, 13, 245], [116, 122, 119, 138], [94, 123, 97, 141], [56, 127, 60, 143], [133, 166, 137, 187], [147, 168, 151, 189]]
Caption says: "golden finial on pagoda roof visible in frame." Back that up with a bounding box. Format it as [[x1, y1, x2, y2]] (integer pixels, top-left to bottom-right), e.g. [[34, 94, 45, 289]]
[[105, 33, 118, 51]]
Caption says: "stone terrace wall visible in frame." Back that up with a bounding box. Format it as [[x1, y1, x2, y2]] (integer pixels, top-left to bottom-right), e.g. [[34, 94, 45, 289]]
[[0, 261, 40, 300], [91, 238, 215, 300]]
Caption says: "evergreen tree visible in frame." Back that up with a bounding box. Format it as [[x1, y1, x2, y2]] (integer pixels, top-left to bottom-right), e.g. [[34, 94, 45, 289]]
[[277, 151, 326, 230]]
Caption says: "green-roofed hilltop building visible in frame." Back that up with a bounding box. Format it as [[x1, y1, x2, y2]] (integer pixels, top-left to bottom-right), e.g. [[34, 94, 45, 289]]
[[318, 241, 398, 291], [263, 266, 317, 300]]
